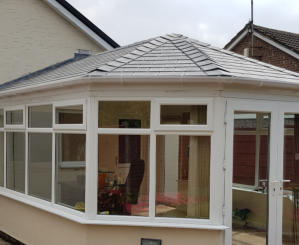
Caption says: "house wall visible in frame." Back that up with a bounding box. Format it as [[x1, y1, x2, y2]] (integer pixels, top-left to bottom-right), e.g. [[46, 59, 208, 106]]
[[0, 0, 105, 84], [231, 34, 299, 73], [0, 196, 224, 245]]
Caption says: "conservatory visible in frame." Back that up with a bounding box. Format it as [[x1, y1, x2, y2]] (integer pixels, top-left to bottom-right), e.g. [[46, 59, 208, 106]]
[[0, 34, 299, 245]]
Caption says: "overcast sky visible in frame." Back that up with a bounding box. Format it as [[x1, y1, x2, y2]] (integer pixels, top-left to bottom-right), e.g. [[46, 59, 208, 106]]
[[68, 0, 299, 48]]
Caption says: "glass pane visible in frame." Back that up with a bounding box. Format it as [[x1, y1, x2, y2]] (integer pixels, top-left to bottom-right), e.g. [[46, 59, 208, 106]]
[[232, 112, 270, 245], [283, 113, 299, 245], [98, 101, 150, 128], [160, 105, 207, 125], [29, 105, 52, 128], [98, 134, 149, 216], [156, 135, 210, 219], [0, 109, 4, 127], [6, 132, 25, 193], [28, 133, 52, 201], [6, 110, 23, 125], [0, 132, 4, 186], [56, 105, 83, 124], [55, 134, 85, 211]]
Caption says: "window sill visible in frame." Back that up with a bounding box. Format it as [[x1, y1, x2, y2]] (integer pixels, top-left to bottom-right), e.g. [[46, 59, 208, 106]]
[[0, 189, 227, 231]]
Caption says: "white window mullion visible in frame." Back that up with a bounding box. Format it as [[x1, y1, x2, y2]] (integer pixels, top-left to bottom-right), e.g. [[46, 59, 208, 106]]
[[3, 131, 6, 188], [85, 97, 98, 218], [51, 132, 55, 203], [25, 131, 28, 194], [149, 133, 156, 219]]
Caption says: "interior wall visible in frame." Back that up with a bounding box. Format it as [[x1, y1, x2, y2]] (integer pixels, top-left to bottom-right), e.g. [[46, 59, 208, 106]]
[[0, 196, 224, 245]]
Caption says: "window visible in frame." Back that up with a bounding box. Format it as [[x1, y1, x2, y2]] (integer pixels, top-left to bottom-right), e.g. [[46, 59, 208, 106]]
[[28, 133, 52, 201], [55, 133, 86, 211], [6, 132, 25, 193], [56, 105, 83, 124], [233, 112, 270, 187], [98, 101, 150, 128], [0, 109, 4, 128], [54, 100, 86, 130], [28, 105, 52, 128], [160, 105, 207, 125], [156, 135, 210, 219], [6, 109, 23, 125], [98, 134, 149, 216]]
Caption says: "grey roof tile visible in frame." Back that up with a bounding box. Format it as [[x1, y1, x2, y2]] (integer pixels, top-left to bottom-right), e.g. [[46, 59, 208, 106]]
[[1, 33, 299, 93]]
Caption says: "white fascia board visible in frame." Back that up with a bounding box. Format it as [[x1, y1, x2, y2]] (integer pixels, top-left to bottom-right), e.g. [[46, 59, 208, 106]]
[[226, 30, 248, 51], [1, 75, 299, 99], [44, 0, 114, 51], [253, 32, 299, 60]]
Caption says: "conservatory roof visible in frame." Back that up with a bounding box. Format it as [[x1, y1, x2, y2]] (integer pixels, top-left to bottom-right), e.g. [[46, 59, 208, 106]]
[[1, 34, 299, 94]]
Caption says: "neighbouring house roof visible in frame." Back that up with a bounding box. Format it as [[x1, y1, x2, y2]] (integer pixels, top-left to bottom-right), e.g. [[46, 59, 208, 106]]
[[1, 34, 299, 95], [224, 23, 299, 58], [44, 0, 119, 49]]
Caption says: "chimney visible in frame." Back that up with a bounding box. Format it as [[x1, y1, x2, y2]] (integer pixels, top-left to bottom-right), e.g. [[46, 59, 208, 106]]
[[74, 49, 92, 59]]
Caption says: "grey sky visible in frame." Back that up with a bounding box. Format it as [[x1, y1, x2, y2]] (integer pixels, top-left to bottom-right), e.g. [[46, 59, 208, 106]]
[[68, 0, 299, 48]]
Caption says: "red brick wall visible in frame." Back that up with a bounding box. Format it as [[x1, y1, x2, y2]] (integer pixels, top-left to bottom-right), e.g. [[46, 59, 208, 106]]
[[231, 34, 299, 73]]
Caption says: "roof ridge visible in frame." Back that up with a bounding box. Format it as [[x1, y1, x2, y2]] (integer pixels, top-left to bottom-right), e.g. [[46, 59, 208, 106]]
[[184, 38, 230, 75], [91, 35, 170, 73], [254, 24, 299, 37]]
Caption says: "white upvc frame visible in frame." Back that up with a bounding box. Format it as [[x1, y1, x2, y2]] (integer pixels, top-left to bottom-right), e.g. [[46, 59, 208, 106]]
[[53, 99, 86, 130], [0, 95, 228, 230], [94, 96, 221, 227], [153, 98, 214, 132], [275, 101, 299, 245], [4, 105, 25, 129], [225, 98, 280, 245]]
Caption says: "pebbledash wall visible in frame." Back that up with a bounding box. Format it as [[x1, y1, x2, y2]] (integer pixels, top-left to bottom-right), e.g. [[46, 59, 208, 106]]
[[0, 0, 105, 84], [230, 34, 299, 73]]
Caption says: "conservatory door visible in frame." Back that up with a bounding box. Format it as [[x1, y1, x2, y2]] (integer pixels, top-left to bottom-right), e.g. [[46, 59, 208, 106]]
[[226, 99, 279, 245], [278, 102, 299, 245]]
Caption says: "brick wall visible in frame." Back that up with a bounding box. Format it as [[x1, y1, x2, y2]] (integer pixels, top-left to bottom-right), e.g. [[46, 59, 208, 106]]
[[231, 34, 299, 73]]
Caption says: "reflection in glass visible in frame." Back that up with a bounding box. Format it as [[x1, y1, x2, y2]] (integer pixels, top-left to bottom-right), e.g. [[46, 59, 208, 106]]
[[6, 132, 25, 193], [98, 101, 150, 128], [156, 135, 210, 219], [160, 105, 207, 125], [56, 105, 83, 124], [0, 109, 3, 127], [232, 112, 270, 245], [98, 135, 149, 216], [6, 110, 23, 125], [28, 133, 52, 201], [55, 134, 85, 211], [29, 105, 52, 128], [0, 133, 4, 186], [283, 114, 299, 245]]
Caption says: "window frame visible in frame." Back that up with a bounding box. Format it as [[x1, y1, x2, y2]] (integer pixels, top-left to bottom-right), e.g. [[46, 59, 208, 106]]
[[95, 97, 217, 226], [153, 98, 214, 131], [53, 99, 86, 130], [4, 105, 25, 129]]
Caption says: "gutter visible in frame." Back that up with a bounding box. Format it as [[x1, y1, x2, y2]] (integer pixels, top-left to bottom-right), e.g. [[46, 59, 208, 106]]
[[0, 74, 299, 98]]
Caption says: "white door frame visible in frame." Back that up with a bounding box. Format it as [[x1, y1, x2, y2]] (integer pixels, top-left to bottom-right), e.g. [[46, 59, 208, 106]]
[[275, 101, 299, 245], [224, 98, 281, 245]]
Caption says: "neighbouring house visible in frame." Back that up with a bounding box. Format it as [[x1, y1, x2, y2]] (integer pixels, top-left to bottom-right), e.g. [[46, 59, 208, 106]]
[[0, 0, 119, 84], [0, 34, 299, 245], [224, 22, 299, 73]]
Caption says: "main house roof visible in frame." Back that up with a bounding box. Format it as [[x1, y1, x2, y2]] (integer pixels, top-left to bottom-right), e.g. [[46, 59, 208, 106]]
[[45, 0, 119, 49], [1, 34, 299, 94], [225, 23, 299, 58]]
